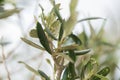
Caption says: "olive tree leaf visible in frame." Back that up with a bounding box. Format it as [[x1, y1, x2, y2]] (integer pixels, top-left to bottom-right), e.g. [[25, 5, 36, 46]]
[[91, 67, 110, 80], [70, 0, 78, 15], [18, 61, 39, 75], [77, 17, 105, 23], [68, 50, 76, 61], [63, 0, 78, 38], [44, 27, 57, 40], [52, 1, 64, 41], [62, 67, 69, 80], [55, 44, 79, 52], [68, 62, 76, 79], [97, 19, 106, 39], [87, 21, 96, 39], [38, 70, 50, 80], [21, 38, 45, 50], [69, 33, 82, 45], [57, 53, 74, 63], [74, 49, 91, 55], [36, 22, 52, 54], [0, 8, 21, 19], [58, 23, 64, 41]]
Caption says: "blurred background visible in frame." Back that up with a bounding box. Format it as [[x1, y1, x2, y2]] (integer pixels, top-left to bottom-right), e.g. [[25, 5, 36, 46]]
[[0, 0, 120, 80]]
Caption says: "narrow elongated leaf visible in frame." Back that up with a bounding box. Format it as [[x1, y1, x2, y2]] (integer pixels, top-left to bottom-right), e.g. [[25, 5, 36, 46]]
[[55, 44, 79, 52], [77, 17, 105, 23], [53, 3, 62, 23], [68, 62, 76, 79], [95, 74, 109, 80], [88, 21, 96, 38], [74, 49, 91, 55], [97, 67, 110, 76], [68, 50, 76, 61], [59, 23, 64, 41], [21, 38, 45, 50], [98, 41, 116, 47], [52, 2, 64, 41], [62, 67, 69, 80], [57, 53, 74, 63], [69, 33, 82, 45], [36, 22, 52, 54], [70, 0, 78, 14], [38, 70, 50, 80], [0, 8, 21, 19], [44, 27, 57, 40], [91, 67, 110, 80], [97, 19, 106, 39], [18, 61, 39, 75]]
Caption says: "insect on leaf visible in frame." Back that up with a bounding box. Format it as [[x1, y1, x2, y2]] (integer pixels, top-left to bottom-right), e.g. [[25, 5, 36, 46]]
[[36, 22, 52, 54]]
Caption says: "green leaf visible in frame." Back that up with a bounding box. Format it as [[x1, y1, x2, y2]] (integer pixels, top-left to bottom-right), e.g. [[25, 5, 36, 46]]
[[95, 74, 109, 80], [88, 21, 96, 38], [36, 22, 52, 54], [18, 61, 39, 75], [0, 8, 21, 19], [98, 41, 116, 47], [78, 26, 88, 47], [44, 27, 57, 40], [63, 12, 77, 38], [97, 19, 106, 39], [97, 67, 110, 76], [29, 29, 38, 38], [91, 67, 110, 80], [77, 17, 105, 23], [69, 33, 82, 45], [58, 23, 64, 41], [68, 62, 76, 79], [68, 50, 76, 61], [62, 63, 76, 80], [21, 38, 45, 50], [56, 44, 79, 52], [70, 0, 78, 15], [53, 2, 62, 23], [52, 1, 64, 41], [62, 67, 69, 80], [38, 70, 50, 80], [74, 49, 91, 55], [57, 53, 74, 63]]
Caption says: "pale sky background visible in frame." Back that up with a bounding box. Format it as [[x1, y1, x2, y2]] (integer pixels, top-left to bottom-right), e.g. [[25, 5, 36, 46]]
[[0, 0, 120, 80]]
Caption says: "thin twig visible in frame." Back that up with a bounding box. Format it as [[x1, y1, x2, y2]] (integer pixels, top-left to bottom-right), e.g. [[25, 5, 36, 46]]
[[1, 42, 11, 80]]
